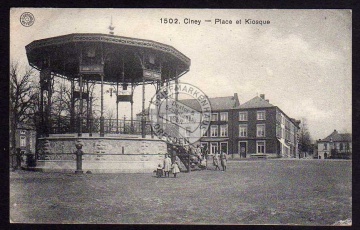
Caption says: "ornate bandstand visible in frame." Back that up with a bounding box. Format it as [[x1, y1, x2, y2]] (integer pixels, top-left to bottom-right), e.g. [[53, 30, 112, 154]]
[[26, 32, 190, 173]]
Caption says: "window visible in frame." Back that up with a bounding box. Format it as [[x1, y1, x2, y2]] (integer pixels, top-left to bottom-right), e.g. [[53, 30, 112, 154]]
[[276, 125, 281, 138], [211, 113, 218, 121], [20, 130, 26, 135], [285, 130, 290, 141], [324, 143, 327, 150], [257, 141, 265, 154], [220, 125, 228, 137], [210, 142, 219, 155], [220, 142, 228, 154], [239, 112, 248, 121], [220, 112, 228, 121], [276, 111, 282, 123], [257, 111, 266, 120], [20, 136, 26, 147], [201, 127, 208, 137], [239, 124, 248, 137], [340, 143, 343, 151], [210, 125, 218, 137], [257, 124, 265, 137]]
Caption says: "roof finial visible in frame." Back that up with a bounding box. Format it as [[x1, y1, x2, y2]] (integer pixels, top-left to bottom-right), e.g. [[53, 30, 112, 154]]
[[109, 16, 115, 35]]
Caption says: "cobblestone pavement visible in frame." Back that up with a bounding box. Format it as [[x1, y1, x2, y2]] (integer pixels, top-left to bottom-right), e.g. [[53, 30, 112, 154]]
[[10, 159, 351, 225]]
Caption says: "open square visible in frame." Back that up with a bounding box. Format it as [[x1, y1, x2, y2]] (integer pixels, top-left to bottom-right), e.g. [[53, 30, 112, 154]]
[[10, 159, 351, 225]]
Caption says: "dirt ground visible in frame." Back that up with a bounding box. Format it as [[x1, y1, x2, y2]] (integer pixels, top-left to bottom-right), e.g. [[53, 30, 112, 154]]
[[10, 159, 351, 225]]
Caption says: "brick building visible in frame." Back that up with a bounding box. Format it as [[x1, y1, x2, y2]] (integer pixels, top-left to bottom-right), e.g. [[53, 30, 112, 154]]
[[142, 93, 300, 158], [231, 94, 300, 158]]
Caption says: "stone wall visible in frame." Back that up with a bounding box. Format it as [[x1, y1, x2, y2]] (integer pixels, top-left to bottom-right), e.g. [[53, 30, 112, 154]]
[[36, 137, 168, 173]]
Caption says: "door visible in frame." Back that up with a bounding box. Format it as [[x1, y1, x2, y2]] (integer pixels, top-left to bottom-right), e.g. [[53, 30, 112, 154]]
[[210, 142, 218, 155], [220, 142, 228, 154], [239, 141, 247, 158]]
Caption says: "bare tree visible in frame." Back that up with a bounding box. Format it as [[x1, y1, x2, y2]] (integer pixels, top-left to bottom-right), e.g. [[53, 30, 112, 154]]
[[10, 62, 38, 168], [104, 108, 116, 133], [298, 117, 312, 157]]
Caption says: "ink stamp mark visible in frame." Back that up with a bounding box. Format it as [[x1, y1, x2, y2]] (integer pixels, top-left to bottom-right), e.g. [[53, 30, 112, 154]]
[[148, 82, 212, 146], [20, 12, 35, 27]]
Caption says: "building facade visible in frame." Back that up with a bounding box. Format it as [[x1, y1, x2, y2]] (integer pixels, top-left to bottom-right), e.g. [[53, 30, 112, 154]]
[[196, 93, 240, 155], [198, 94, 300, 158], [229, 94, 300, 158], [143, 93, 300, 158], [317, 130, 352, 159]]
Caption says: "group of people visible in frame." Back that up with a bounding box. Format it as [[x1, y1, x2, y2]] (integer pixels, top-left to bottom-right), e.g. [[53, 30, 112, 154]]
[[156, 154, 181, 178], [212, 151, 227, 171], [155, 144, 228, 177], [191, 144, 228, 171]]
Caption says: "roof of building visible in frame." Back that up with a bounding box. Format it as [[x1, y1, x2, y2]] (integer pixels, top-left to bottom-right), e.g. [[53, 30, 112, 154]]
[[180, 94, 239, 111], [136, 94, 239, 116], [237, 96, 274, 109], [17, 122, 35, 130], [320, 130, 352, 142]]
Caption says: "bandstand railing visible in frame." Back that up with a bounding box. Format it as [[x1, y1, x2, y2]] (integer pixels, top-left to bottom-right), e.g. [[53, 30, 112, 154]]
[[49, 118, 153, 136]]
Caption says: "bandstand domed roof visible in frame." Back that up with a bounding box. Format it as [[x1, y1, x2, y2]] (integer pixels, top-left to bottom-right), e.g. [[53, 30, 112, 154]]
[[26, 33, 191, 84]]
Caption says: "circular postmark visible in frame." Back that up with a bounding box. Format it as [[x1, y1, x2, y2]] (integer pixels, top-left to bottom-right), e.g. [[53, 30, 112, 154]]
[[20, 12, 35, 27], [148, 82, 212, 146]]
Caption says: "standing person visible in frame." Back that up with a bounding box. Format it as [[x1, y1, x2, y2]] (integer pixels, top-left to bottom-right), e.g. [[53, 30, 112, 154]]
[[156, 164, 163, 178], [213, 153, 220, 171], [171, 161, 181, 178], [203, 146, 209, 169], [163, 154, 172, 177], [171, 146, 178, 164], [196, 145, 202, 162], [220, 151, 227, 171]]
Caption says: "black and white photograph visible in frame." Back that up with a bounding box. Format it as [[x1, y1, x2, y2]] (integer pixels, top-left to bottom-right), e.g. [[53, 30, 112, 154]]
[[9, 8, 351, 225]]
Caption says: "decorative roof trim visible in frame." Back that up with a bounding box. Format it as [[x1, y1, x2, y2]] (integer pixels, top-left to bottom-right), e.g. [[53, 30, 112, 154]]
[[26, 33, 191, 66]]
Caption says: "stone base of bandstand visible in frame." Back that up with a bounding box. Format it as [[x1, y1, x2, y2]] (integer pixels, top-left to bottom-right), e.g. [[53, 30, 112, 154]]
[[35, 134, 168, 173]]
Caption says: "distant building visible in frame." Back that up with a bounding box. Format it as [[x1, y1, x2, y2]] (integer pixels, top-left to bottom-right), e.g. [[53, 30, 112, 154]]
[[317, 130, 352, 159], [15, 123, 37, 155], [10, 123, 37, 167]]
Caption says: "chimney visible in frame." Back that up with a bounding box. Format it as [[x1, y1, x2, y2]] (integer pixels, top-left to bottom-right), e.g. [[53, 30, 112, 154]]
[[233, 93, 240, 107], [260, 94, 265, 99], [265, 99, 269, 102]]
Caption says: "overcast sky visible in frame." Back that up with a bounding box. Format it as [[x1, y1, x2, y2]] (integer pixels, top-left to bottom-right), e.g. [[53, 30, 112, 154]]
[[10, 8, 351, 140]]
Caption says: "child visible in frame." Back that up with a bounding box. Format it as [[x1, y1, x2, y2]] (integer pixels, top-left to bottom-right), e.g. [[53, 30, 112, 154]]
[[171, 161, 180, 178], [156, 164, 163, 178]]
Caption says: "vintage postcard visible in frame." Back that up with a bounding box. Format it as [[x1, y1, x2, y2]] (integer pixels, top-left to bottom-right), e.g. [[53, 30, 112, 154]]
[[9, 8, 351, 225]]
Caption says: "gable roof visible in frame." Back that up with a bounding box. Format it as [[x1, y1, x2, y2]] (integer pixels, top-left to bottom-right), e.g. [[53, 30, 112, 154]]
[[237, 96, 274, 109], [180, 94, 239, 111], [321, 130, 352, 142]]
